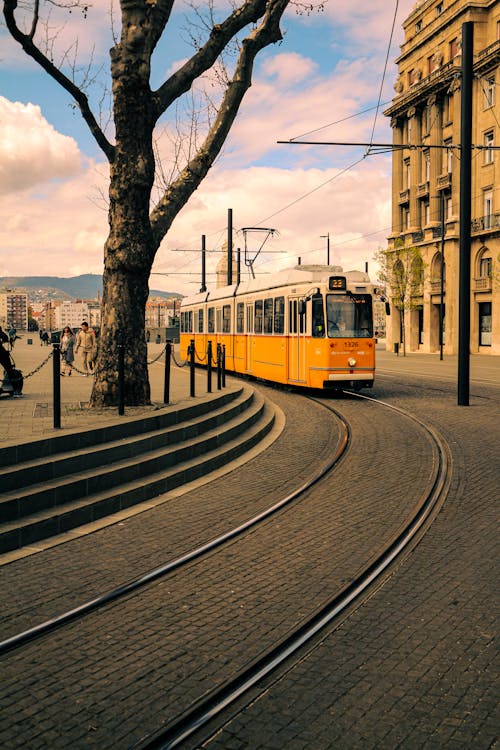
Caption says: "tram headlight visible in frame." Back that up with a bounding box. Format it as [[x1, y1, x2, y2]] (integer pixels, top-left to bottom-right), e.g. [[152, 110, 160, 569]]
[[348, 357, 357, 367]]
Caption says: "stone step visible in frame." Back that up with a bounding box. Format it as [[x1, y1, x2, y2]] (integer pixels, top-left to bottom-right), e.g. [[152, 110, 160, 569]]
[[0, 393, 276, 554], [0, 387, 243, 469], [2, 386, 254, 494]]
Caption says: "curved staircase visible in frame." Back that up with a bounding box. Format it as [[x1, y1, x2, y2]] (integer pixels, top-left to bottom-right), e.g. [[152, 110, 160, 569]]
[[0, 385, 276, 555]]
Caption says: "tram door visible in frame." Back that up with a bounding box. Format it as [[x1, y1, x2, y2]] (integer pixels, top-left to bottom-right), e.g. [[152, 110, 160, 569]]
[[245, 303, 254, 371], [288, 297, 307, 383]]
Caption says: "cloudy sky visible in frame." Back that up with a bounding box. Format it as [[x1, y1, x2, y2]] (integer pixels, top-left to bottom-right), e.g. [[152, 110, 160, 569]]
[[0, 0, 416, 295]]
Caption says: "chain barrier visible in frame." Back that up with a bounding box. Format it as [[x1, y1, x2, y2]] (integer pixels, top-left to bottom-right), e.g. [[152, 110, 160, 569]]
[[171, 349, 189, 368], [19, 350, 54, 381], [147, 341, 168, 365], [193, 345, 207, 363]]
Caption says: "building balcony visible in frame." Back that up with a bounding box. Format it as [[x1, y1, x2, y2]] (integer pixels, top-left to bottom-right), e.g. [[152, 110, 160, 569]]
[[417, 181, 429, 198], [437, 172, 451, 189], [471, 213, 500, 234], [430, 281, 446, 295], [474, 277, 492, 292], [411, 230, 424, 243], [398, 189, 410, 204], [475, 39, 500, 75]]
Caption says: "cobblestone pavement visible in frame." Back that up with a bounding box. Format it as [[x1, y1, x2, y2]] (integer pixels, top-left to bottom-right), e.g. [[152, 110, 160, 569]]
[[201, 355, 499, 750], [0, 345, 498, 749]]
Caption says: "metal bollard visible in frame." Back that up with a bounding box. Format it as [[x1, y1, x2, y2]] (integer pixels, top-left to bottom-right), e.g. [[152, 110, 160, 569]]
[[164, 341, 171, 404], [117, 334, 125, 415], [222, 344, 226, 388], [217, 343, 222, 390], [207, 340, 213, 393], [189, 339, 195, 397], [52, 342, 61, 429]]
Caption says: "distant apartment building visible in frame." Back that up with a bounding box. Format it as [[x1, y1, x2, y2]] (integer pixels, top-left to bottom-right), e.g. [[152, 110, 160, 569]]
[[0, 290, 28, 330], [145, 298, 180, 328], [384, 0, 499, 354], [52, 300, 102, 331]]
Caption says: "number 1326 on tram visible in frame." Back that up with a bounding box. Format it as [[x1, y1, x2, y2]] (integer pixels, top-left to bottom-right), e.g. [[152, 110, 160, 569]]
[[179, 264, 376, 391]]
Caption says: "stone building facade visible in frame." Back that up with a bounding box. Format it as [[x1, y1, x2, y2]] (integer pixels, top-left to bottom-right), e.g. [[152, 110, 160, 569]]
[[384, 0, 499, 354]]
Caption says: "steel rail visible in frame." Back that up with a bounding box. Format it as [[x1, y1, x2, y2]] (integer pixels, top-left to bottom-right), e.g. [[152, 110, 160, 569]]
[[0, 404, 349, 657], [135, 394, 451, 750]]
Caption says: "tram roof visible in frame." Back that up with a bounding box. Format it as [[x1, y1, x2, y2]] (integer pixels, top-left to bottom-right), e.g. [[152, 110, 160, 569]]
[[181, 265, 372, 306]]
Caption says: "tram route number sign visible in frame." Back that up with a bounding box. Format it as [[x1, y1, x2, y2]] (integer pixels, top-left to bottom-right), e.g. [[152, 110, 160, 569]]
[[343, 341, 357, 348], [329, 276, 346, 291]]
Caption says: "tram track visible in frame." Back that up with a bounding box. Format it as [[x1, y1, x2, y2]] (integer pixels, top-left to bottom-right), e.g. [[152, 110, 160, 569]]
[[0, 401, 349, 656], [0, 390, 452, 750], [133, 392, 452, 750]]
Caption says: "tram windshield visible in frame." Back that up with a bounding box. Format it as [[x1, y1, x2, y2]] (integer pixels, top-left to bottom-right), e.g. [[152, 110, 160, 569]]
[[326, 294, 373, 338]]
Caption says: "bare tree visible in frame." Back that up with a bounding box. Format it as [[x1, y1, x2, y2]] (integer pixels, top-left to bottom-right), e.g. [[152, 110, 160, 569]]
[[3, 0, 303, 405], [374, 241, 425, 356]]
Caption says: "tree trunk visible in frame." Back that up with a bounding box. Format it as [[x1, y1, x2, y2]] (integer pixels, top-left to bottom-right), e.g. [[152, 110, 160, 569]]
[[90, 19, 156, 407], [91, 266, 151, 406]]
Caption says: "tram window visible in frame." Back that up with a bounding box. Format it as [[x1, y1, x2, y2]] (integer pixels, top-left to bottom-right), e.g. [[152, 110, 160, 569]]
[[299, 304, 306, 334], [289, 300, 297, 334], [274, 296, 284, 334], [223, 304, 231, 333], [216, 308, 222, 333], [264, 299, 273, 334], [181, 311, 193, 333], [208, 307, 215, 333], [246, 305, 253, 333], [312, 295, 325, 337], [194, 310, 198, 332], [255, 300, 263, 334], [198, 309, 204, 333], [326, 294, 373, 338], [236, 303, 244, 333]]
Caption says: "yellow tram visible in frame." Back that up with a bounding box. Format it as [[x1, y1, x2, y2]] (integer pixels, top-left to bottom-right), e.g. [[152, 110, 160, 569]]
[[179, 265, 376, 391]]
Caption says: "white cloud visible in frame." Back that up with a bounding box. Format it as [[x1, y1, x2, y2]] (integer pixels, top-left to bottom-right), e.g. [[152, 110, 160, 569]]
[[0, 97, 82, 194]]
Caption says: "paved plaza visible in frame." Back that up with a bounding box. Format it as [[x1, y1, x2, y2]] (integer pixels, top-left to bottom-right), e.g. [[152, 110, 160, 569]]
[[0, 337, 498, 749]]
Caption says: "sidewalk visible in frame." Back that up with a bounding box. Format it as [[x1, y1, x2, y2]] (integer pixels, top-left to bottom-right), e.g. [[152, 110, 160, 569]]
[[0, 337, 221, 448]]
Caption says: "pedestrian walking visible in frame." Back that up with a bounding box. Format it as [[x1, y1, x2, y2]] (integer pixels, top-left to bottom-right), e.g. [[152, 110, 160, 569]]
[[75, 321, 96, 375], [8, 327, 17, 351], [60, 326, 75, 376]]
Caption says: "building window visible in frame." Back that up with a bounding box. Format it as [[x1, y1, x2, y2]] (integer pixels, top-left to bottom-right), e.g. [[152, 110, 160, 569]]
[[404, 159, 411, 188], [449, 38, 459, 59], [442, 92, 453, 123], [443, 139, 452, 173], [423, 150, 430, 181], [428, 55, 436, 75], [479, 302, 492, 346], [408, 69, 416, 86], [484, 190, 493, 229], [415, 20, 422, 33], [483, 76, 495, 108], [436, 2, 443, 16], [446, 195, 453, 219], [480, 255, 492, 278], [421, 200, 430, 226], [484, 131, 494, 164]]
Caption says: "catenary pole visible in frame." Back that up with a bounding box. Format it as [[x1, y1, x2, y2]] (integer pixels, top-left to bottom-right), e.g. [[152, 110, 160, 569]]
[[458, 22, 473, 406]]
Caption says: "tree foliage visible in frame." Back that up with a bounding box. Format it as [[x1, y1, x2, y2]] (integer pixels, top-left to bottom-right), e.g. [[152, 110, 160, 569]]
[[3, 0, 311, 405], [374, 240, 425, 355]]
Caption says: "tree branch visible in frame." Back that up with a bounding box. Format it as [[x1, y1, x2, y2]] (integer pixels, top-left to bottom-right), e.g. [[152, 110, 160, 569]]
[[152, 0, 269, 121], [149, 0, 288, 247], [3, 0, 115, 162]]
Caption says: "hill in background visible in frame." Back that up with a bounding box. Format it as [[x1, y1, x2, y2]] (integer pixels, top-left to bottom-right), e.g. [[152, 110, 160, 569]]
[[0, 274, 180, 300]]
